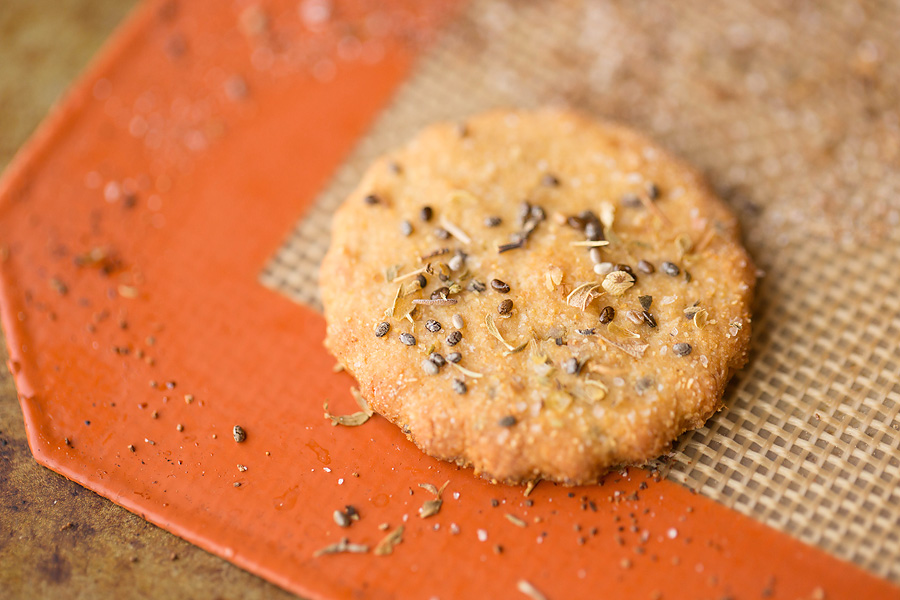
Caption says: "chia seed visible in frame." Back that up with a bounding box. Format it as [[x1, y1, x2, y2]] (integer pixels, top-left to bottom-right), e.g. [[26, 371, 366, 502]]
[[425, 319, 442, 333], [484, 216, 502, 227], [420, 206, 433, 222], [491, 279, 510, 293], [429, 352, 446, 367], [662, 261, 680, 277], [637, 259, 655, 274], [498, 299, 513, 315], [446, 331, 462, 346], [452, 379, 467, 394], [447, 352, 462, 363], [599, 306, 615, 324], [400, 333, 417, 346], [673, 342, 692, 356], [498, 415, 518, 427], [422, 359, 439, 375], [375, 322, 391, 337]]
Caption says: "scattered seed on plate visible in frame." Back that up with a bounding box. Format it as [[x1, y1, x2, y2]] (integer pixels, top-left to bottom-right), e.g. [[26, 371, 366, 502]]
[[420, 206, 433, 221], [447, 352, 462, 363], [431, 286, 450, 300], [422, 359, 440, 376], [400, 220, 413, 237], [425, 319, 442, 333], [641, 311, 657, 328], [498, 299, 514, 315], [589, 248, 603, 264], [434, 227, 450, 240], [429, 352, 446, 367], [446, 331, 462, 346], [375, 321, 391, 338], [451, 314, 464, 329], [452, 379, 467, 394], [639, 295, 653, 310], [334, 510, 351, 528], [646, 182, 660, 200], [491, 279, 511, 293], [415, 273, 427, 289], [563, 357, 580, 375], [661, 261, 681, 276], [233, 425, 247, 443], [484, 216, 502, 227], [364, 194, 380, 205], [673, 342, 693, 356], [400, 333, 417, 346]]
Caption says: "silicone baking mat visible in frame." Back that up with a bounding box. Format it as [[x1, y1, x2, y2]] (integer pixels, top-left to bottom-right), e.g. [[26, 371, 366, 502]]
[[263, 0, 900, 582], [0, 0, 897, 598]]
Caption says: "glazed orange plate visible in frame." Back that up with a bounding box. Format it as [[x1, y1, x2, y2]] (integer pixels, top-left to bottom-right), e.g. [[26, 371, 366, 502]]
[[1, 1, 897, 599]]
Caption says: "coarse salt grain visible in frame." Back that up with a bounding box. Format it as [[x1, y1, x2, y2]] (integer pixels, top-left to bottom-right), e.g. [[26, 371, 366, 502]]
[[477, 529, 488, 542], [667, 527, 678, 539]]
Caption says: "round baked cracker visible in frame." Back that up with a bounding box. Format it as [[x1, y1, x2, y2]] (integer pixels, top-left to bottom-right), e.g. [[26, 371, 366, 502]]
[[320, 109, 755, 485]]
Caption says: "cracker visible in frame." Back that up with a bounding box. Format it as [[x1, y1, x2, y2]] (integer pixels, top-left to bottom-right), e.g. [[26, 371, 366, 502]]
[[320, 109, 755, 485]]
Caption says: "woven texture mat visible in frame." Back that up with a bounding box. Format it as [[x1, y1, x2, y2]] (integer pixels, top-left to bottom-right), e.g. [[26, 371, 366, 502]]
[[261, 0, 900, 580]]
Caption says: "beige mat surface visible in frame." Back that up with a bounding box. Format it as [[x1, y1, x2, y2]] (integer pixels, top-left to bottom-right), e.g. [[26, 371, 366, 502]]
[[261, 0, 900, 580]]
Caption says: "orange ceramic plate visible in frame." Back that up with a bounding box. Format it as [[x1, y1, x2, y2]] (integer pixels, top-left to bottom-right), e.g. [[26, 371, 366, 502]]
[[0, 1, 896, 598]]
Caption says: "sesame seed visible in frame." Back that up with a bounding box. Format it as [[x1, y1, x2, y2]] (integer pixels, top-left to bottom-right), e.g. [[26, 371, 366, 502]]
[[447, 352, 462, 363], [491, 279, 510, 293], [661, 261, 681, 276], [400, 333, 417, 346], [446, 331, 462, 346], [498, 299, 514, 315], [451, 314, 464, 329], [563, 357, 580, 375], [484, 216, 502, 227], [400, 220, 413, 236], [448, 254, 464, 271], [599, 306, 615, 324], [589, 248, 603, 264], [498, 415, 517, 427], [364, 194, 380, 205], [375, 321, 391, 338], [452, 379, 467, 394], [425, 319, 442, 333], [420, 206, 433, 222], [637, 259, 655, 274], [673, 343, 692, 356]]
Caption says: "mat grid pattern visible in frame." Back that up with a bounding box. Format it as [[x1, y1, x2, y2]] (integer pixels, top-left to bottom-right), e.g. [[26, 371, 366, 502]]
[[261, 0, 900, 580]]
